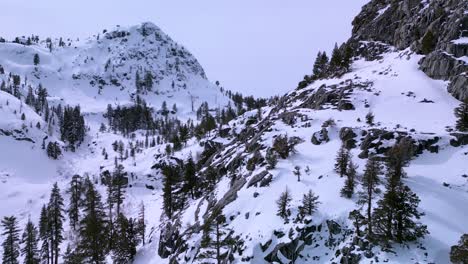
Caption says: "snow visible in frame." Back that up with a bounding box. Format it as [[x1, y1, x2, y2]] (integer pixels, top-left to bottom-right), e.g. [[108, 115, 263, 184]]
[[0, 21, 466, 264], [452, 37, 468, 44]]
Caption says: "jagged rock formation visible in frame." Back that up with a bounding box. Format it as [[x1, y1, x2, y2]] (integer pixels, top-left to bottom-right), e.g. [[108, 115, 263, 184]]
[[351, 0, 468, 100]]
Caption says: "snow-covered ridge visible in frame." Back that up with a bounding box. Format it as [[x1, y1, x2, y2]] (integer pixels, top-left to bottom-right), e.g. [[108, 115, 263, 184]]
[[0, 22, 228, 114]]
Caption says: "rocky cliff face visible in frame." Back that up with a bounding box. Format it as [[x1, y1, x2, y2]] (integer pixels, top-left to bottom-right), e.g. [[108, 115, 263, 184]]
[[351, 0, 468, 100]]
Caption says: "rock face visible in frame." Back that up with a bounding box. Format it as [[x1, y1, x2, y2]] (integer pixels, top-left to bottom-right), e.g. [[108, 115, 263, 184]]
[[351, 0, 468, 100]]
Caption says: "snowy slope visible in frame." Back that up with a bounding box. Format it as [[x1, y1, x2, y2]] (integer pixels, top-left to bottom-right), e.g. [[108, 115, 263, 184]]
[[0, 4, 467, 264], [135, 47, 467, 264], [0, 22, 232, 263]]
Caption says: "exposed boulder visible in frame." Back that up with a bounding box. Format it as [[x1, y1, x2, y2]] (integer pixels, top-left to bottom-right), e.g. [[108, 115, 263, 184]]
[[340, 127, 357, 149], [247, 171, 271, 188]]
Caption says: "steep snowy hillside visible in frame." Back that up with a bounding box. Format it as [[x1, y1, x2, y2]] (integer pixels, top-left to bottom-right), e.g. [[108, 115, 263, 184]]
[[135, 1, 467, 264], [0, 1, 467, 264], [0, 22, 241, 264]]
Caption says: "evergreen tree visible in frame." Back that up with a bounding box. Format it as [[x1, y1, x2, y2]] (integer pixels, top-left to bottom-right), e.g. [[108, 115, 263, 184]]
[[112, 164, 127, 217], [276, 188, 292, 220], [162, 164, 180, 218], [199, 209, 237, 264], [66, 175, 83, 231], [2, 216, 20, 264], [47, 183, 64, 264], [450, 234, 468, 264], [21, 219, 40, 264], [366, 111, 374, 126], [454, 99, 468, 132], [38, 205, 50, 264], [372, 182, 428, 243], [137, 202, 146, 245], [62, 244, 81, 264], [358, 158, 382, 237], [183, 156, 197, 199], [78, 181, 108, 264], [46, 142, 62, 160], [348, 210, 366, 237], [334, 143, 350, 177], [144, 71, 153, 92], [341, 160, 357, 198], [329, 43, 343, 74], [33, 54, 40, 66], [112, 214, 138, 264], [312, 51, 329, 79], [60, 106, 85, 151], [300, 190, 320, 217], [135, 71, 141, 94]]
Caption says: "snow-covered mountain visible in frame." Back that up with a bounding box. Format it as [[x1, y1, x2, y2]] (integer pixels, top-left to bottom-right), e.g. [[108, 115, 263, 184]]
[[0, 1, 467, 264]]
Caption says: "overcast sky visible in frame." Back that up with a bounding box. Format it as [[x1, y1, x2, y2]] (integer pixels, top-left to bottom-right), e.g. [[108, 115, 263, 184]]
[[0, 0, 368, 97]]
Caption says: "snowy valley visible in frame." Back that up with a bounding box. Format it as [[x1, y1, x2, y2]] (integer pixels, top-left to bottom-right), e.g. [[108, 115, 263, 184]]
[[0, 0, 468, 264]]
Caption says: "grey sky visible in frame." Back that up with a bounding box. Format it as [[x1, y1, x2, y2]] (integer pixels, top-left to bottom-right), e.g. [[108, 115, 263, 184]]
[[0, 0, 368, 97]]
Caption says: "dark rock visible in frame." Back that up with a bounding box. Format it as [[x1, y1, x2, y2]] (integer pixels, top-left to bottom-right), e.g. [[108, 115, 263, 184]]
[[327, 220, 342, 236], [247, 171, 270, 188], [340, 127, 357, 149]]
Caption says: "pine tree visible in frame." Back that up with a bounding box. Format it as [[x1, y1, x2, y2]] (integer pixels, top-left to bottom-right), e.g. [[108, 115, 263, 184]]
[[62, 244, 81, 264], [78, 181, 108, 264], [112, 164, 127, 217], [183, 156, 197, 199], [366, 111, 374, 126], [137, 202, 146, 245], [135, 71, 141, 94], [450, 234, 468, 264], [454, 99, 468, 132], [47, 183, 64, 264], [334, 143, 350, 177], [144, 71, 153, 92], [21, 219, 40, 264], [33, 54, 40, 66], [276, 188, 292, 220], [112, 214, 138, 264], [2, 216, 20, 264], [300, 190, 320, 217], [66, 175, 83, 231], [329, 43, 343, 74], [358, 158, 382, 237], [162, 165, 180, 218], [199, 209, 236, 264], [348, 210, 366, 237], [312, 52, 329, 79], [38, 205, 50, 264], [341, 160, 357, 198], [372, 182, 428, 243]]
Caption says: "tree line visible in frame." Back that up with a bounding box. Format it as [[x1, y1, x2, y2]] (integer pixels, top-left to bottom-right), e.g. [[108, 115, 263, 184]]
[[1, 165, 145, 264]]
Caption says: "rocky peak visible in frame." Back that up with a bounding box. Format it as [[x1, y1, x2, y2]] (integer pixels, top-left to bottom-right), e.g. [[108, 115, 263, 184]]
[[351, 0, 468, 100]]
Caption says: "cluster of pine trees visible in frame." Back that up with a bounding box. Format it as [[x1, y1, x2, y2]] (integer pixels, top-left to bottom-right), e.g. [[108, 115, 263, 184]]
[[298, 42, 353, 89], [1, 169, 145, 264], [60, 106, 86, 151], [105, 97, 155, 136], [335, 139, 428, 245], [0, 73, 87, 157], [276, 188, 320, 222], [135, 70, 154, 94]]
